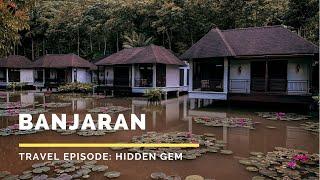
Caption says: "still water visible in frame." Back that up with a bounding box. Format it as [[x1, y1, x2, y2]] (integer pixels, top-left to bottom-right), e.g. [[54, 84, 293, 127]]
[[0, 92, 318, 179]]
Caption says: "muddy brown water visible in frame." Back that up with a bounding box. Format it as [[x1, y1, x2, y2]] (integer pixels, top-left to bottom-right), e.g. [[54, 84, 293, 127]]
[[0, 92, 318, 180]]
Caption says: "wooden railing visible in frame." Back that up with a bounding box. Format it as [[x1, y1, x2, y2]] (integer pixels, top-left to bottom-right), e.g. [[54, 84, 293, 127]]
[[287, 80, 309, 94], [134, 79, 153, 87], [229, 79, 309, 94], [193, 79, 223, 92], [229, 79, 250, 93]]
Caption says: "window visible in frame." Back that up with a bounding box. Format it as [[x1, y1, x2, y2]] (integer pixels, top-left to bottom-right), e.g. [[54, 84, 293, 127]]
[[8, 69, 20, 82], [179, 69, 184, 86]]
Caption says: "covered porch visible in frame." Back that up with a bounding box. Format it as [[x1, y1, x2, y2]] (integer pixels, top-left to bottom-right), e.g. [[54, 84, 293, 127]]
[[132, 63, 168, 93], [228, 58, 312, 96], [34, 68, 83, 87], [188, 58, 229, 100]]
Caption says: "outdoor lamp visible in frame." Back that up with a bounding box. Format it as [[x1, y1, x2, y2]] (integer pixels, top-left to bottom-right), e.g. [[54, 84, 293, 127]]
[[238, 65, 242, 74], [296, 64, 301, 73]]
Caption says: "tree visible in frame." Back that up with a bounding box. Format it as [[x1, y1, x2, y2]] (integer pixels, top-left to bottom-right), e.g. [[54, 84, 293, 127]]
[[284, 0, 318, 43], [0, 0, 33, 57], [123, 31, 153, 48]]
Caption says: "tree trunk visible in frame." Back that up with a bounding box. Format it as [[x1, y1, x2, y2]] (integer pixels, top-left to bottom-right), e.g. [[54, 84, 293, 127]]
[[77, 28, 80, 55], [116, 32, 119, 52], [162, 32, 165, 46], [36, 39, 40, 58], [42, 38, 45, 55], [165, 29, 171, 50], [31, 38, 34, 61], [190, 30, 194, 45], [90, 34, 93, 52], [104, 36, 107, 55]]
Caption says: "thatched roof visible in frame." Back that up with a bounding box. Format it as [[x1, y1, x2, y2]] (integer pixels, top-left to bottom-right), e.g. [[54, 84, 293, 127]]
[[95, 44, 184, 66], [180, 26, 318, 59], [33, 54, 97, 69], [0, 55, 33, 68]]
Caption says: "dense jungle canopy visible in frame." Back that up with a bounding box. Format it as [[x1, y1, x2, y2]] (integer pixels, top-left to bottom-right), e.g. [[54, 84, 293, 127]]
[[0, 0, 318, 60]]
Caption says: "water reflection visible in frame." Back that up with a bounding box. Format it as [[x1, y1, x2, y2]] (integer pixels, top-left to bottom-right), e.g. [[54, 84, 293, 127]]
[[0, 92, 318, 179]]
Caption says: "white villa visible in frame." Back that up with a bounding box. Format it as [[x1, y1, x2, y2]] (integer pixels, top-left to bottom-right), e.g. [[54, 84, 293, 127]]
[[181, 26, 318, 103], [95, 44, 189, 95], [0, 55, 34, 87], [32, 54, 97, 88]]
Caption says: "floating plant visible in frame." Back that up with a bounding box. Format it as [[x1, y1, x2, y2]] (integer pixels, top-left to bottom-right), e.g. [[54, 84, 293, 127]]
[[104, 171, 121, 178], [256, 112, 311, 121], [125, 132, 232, 160], [0, 102, 33, 110], [300, 122, 319, 133], [238, 147, 319, 179], [150, 173, 211, 180], [0, 160, 119, 179], [194, 117, 255, 129], [0, 108, 49, 117], [0, 124, 44, 136], [88, 106, 131, 114], [37, 102, 71, 108], [53, 122, 118, 137]]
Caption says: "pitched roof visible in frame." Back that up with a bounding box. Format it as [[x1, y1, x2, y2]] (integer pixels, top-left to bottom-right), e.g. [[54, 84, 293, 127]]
[[180, 26, 319, 59], [0, 55, 33, 68], [33, 54, 97, 69], [95, 44, 184, 66]]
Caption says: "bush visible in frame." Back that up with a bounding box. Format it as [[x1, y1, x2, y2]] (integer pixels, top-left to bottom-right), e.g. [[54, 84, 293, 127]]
[[58, 83, 93, 93], [7, 82, 27, 90], [144, 88, 163, 102]]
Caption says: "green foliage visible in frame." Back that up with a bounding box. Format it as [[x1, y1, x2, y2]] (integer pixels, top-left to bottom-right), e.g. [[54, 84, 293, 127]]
[[0, 0, 34, 57], [144, 88, 163, 102], [58, 83, 93, 93], [7, 82, 27, 90], [1, 0, 318, 59], [123, 31, 153, 48]]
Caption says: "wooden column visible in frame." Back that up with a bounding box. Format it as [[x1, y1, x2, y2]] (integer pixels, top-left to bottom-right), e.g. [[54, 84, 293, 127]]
[[43, 69, 45, 85], [265, 60, 268, 92], [189, 60, 193, 91], [131, 64, 135, 88], [103, 67, 106, 85], [71, 68, 74, 83], [6, 68, 8, 84], [152, 64, 156, 88], [223, 57, 229, 93]]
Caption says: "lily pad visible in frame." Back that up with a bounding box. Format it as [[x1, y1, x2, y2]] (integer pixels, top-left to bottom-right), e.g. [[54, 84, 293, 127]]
[[92, 165, 108, 172], [220, 150, 233, 155], [150, 172, 166, 179], [185, 175, 205, 180], [104, 171, 121, 178], [246, 166, 259, 172]]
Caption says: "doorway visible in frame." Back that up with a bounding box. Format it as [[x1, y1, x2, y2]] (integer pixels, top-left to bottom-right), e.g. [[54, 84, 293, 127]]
[[251, 60, 287, 93], [114, 66, 130, 87], [251, 61, 266, 92]]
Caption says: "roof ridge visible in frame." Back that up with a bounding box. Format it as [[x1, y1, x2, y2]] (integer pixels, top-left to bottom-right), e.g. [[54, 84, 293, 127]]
[[280, 26, 319, 48], [221, 25, 283, 32], [216, 28, 236, 56], [150, 45, 159, 63]]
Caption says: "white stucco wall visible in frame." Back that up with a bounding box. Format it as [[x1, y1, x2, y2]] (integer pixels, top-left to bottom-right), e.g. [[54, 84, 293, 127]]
[[287, 59, 311, 95], [166, 65, 180, 87], [179, 65, 189, 86], [75, 68, 91, 83], [20, 69, 34, 84], [20, 92, 35, 104], [229, 60, 251, 93], [104, 66, 114, 85]]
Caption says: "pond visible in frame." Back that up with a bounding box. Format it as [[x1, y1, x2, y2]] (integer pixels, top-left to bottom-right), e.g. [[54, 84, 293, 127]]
[[0, 92, 318, 179]]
